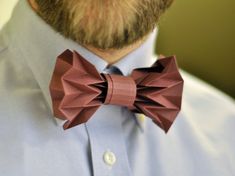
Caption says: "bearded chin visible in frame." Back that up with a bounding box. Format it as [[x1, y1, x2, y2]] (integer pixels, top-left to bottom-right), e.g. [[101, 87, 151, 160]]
[[35, 0, 171, 49]]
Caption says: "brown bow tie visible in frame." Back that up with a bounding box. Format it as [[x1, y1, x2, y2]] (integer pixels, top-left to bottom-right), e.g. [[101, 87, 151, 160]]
[[49, 49, 184, 133]]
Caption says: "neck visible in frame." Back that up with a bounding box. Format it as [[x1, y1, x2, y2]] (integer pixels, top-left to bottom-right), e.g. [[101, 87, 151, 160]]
[[84, 36, 148, 65], [27, 0, 149, 65]]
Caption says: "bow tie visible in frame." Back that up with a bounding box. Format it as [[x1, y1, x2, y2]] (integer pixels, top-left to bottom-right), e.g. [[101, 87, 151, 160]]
[[49, 49, 184, 133]]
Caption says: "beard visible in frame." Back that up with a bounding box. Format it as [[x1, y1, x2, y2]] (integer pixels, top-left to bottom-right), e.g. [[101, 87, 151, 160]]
[[35, 0, 173, 49]]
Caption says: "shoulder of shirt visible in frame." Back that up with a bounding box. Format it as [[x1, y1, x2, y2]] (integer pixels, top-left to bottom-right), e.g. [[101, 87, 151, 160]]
[[180, 69, 235, 112]]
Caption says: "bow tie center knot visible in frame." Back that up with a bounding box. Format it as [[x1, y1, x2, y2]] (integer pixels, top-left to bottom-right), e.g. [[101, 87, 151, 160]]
[[103, 74, 136, 107]]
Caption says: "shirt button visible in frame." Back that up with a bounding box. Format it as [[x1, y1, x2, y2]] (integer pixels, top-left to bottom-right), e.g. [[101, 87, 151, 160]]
[[136, 113, 145, 123], [103, 151, 116, 166]]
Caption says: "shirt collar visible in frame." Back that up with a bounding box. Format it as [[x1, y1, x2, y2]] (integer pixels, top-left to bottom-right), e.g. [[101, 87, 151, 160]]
[[6, 0, 158, 128], [113, 30, 158, 76]]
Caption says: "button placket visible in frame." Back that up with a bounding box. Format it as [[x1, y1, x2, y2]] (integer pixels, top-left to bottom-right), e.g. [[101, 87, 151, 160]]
[[85, 105, 132, 176]]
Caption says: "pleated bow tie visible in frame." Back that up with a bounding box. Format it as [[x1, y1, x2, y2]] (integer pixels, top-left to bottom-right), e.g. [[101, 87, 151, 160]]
[[49, 49, 184, 133]]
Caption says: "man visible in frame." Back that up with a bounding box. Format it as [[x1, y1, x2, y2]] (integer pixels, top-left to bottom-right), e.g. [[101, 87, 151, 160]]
[[0, 0, 234, 175]]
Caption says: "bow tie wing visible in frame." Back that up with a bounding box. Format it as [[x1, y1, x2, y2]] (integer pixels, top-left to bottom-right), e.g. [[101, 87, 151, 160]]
[[49, 50, 105, 129], [131, 56, 184, 133]]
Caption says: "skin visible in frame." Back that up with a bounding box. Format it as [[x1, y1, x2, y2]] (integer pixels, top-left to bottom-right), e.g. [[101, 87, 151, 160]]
[[28, 0, 149, 65]]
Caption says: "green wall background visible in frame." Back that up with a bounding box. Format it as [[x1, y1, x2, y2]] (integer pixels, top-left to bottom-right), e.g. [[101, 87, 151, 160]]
[[156, 0, 235, 98]]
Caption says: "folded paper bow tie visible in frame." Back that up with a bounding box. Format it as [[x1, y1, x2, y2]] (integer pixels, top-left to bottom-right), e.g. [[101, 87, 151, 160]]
[[49, 49, 184, 133]]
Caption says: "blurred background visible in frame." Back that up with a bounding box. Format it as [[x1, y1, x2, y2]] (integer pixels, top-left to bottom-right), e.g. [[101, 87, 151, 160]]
[[156, 0, 235, 99], [1, 0, 234, 98]]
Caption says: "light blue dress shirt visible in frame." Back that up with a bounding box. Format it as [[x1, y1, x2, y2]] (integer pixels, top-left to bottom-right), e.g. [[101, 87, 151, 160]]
[[0, 1, 235, 176]]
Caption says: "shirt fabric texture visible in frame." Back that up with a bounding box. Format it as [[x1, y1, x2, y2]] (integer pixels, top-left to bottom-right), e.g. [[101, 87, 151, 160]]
[[0, 1, 235, 176]]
